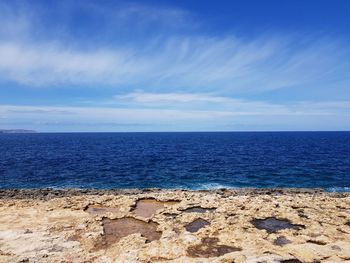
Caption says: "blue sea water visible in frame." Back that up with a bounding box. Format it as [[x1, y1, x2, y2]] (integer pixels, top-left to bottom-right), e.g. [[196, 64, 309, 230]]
[[0, 132, 349, 191]]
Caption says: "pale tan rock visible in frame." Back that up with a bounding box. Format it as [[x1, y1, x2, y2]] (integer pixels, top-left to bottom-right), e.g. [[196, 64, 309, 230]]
[[0, 189, 349, 262], [332, 241, 350, 260]]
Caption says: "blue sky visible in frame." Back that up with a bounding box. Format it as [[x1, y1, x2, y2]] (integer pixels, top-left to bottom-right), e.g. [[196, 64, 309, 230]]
[[0, 0, 350, 131]]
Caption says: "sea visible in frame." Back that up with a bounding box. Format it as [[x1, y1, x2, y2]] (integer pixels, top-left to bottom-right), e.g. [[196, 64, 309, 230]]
[[0, 132, 349, 191]]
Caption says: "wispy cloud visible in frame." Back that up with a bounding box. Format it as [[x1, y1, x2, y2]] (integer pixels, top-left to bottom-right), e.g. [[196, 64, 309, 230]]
[[1, 96, 349, 131], [0, 104, 238, 132], [0, 2, 349, 93], [0, 1, 194, 42], [115, 92, 229, 103], [113, 91, 350, 115], [0, 1, 350, 131], [0, 36, 348, 94]]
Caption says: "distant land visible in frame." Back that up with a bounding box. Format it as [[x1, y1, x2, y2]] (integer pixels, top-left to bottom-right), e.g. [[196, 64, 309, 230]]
[[0, 129, 37, 133]]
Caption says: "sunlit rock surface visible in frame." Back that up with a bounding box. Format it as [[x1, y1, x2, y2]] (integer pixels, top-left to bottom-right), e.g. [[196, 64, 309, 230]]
[[0, 188, 349, 262]]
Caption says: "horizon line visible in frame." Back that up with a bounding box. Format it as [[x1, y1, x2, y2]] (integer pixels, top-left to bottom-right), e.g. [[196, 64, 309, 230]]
[[2, 130, 350, 134]]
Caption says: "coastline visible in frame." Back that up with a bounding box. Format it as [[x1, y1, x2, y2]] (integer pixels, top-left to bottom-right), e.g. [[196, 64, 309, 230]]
[[0, 187, 348, 200], [1, 188, 350, 262]]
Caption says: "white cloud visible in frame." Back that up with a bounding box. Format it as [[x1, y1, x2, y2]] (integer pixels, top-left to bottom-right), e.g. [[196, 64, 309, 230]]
[[0, 1, 193, 41], [114, 91, 350, 115], [0, 104, 237, 121], [0, 36, 348, 93], [0, 2, 350, 132], [115, 92, 228, 103], [0, 1, 349, 94], [0, 42, 139, 86], [1, 95, 349, 121], [1, 99, 349, 131]]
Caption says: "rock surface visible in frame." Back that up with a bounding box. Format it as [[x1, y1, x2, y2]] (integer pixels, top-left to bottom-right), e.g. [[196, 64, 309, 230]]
[[0, 188, 349, 262]]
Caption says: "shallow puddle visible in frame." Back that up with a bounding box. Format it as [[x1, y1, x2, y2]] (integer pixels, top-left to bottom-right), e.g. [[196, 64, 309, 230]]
[[187, 237, 241, 258], [185, 218, 210, 233], [84, 206, 120, 215], [279, 260, 302, 263], [251, 217, 305, 233], [101, 217, 162, 247], [182, 206, 216, 213], [274, 236, 291, 246], [132, 198, 180, 218]]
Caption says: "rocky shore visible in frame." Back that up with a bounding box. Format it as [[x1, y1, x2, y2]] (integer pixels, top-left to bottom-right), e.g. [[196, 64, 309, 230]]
[[0, 188, 349, 263]]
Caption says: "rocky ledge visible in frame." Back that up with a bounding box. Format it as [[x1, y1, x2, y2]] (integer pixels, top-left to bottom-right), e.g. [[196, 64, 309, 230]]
[[0, 189, 349, 262]]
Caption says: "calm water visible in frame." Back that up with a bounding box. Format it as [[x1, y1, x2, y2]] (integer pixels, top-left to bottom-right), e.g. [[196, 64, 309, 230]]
[[0, 132, 349, 191]]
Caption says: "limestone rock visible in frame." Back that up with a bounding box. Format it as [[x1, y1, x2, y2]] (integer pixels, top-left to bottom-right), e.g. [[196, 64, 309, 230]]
[[0, 189, 349, 262]]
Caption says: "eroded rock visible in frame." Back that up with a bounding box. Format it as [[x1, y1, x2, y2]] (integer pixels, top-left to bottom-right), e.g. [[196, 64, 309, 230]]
[[0, 189, 349, 262], [131, 198, 180, 218], [187, 237, 241, 258], [99, 217, 162, 248], [84, 206, 120, 215]]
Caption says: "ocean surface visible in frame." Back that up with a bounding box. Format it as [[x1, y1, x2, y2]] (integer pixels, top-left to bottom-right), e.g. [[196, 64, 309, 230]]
[[0, 132, 350, 191]]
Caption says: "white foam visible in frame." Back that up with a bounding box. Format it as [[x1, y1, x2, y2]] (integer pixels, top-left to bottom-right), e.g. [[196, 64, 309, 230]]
[[326, 187, 350, 192], [190, 183, 236, 190]]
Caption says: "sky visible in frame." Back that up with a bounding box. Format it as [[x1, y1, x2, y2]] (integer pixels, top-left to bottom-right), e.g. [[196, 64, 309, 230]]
[[0, 0, 350, 132]]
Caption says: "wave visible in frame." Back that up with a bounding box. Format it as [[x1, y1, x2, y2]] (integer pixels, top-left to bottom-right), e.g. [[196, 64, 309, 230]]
[[189, 183, 237, 190], [326, 187, 350, 192], [190, 184, 350, 193]]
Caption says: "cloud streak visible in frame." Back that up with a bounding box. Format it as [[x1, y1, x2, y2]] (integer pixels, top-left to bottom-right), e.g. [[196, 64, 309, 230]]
[[0, 1, 350, 131], [1, 94, 349, 131], [0, 2, 349, 93], [114, 91, 350, 115], [0, 36, 349, 94]]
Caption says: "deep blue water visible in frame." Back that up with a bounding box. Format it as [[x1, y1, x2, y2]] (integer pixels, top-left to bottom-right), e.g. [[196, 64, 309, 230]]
[[0, 132, 350, 191]]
